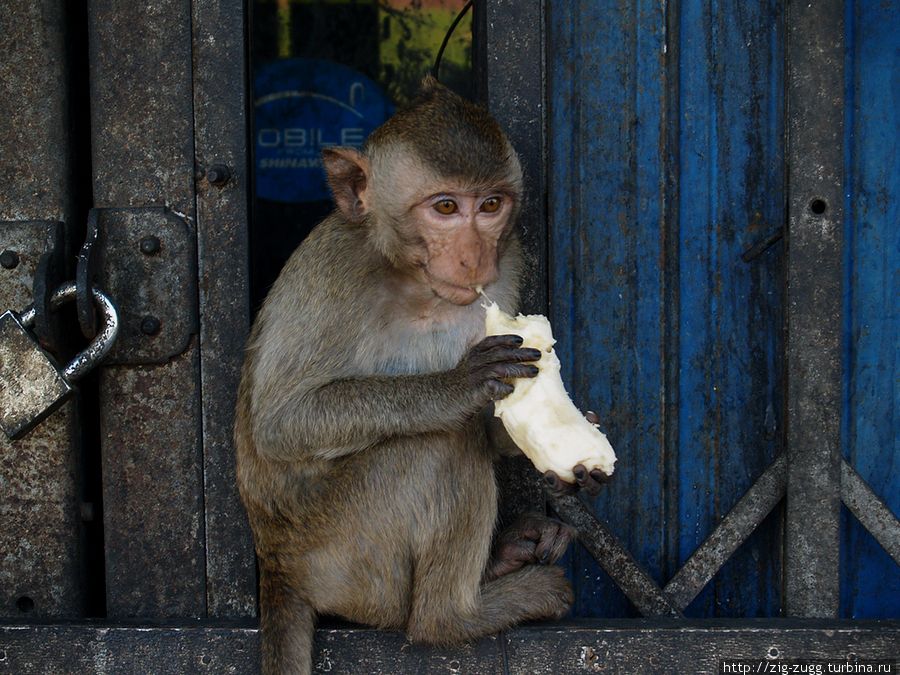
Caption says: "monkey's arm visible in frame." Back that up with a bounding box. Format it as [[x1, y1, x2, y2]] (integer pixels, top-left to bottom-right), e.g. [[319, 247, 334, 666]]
[[483, 406, 522, 458], [251, 335, 541, 462]]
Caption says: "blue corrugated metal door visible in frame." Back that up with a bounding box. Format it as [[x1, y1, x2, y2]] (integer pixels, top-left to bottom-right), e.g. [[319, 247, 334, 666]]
[[547, 0, 898, 618]]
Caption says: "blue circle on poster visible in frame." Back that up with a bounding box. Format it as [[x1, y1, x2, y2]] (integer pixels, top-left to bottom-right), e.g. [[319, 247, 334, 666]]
[[254, 58, 394, 203]]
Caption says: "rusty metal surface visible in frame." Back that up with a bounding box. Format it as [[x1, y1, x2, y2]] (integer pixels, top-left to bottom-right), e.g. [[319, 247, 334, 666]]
[[841, 461, 900, 568], [0, 3, 73, 226], [664, 455, 787, 610], [0, 0, 83, 618], [0, 311, 74, 440], [88, 0, 207, 618], [783, 0, 845, 618], [99, 346, 205, 618], [1, 621, 898, 674], [553, 496, 682, 618], [91, 208, 198, 364], [505, 621, 900, 675], [191, 0, 257, 617], [478, 0, 547, 525]]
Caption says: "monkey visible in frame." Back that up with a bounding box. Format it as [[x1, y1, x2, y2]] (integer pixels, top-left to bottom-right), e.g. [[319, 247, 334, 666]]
[[235, 77, 606, 675]]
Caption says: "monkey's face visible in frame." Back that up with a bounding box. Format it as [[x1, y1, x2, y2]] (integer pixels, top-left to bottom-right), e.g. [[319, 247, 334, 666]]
[[409, 190, 514, 305]]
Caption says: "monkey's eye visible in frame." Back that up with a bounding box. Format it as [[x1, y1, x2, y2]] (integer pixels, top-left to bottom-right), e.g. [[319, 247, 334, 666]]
[[480, 196, 502, 213], [433, 199, 458, 215]]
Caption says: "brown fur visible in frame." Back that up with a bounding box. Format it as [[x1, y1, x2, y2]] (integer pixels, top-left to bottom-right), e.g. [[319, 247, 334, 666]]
[[235, 81, 574, 675]]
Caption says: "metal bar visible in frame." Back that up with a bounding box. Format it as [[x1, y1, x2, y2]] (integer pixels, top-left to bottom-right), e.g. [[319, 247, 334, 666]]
[[783, 0, 845, 618], [480, 0, 548, 523], [0, 1, 83, 618], [841, 460, 900, 568], [191, 0, 257, 618], [552, 495, 682, 618], [3, 621, 899, 674], [87, 0, 207, 618], [505, 621, 900, 674], [665, 455, 786, 610]]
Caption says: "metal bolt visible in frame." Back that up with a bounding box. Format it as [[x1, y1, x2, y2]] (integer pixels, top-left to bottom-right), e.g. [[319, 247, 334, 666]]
[[0, 250, 20, 269], [140, 315, 162, 336], [139, 235, 161, 255], [206, 164, 231, 187]]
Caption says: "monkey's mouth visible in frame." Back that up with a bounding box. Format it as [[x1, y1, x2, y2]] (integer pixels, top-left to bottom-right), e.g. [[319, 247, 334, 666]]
[[425, 273, 480, 305]]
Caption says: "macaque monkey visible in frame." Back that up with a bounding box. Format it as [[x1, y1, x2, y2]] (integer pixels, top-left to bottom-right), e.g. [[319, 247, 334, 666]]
[[235, 77, 601, 675]]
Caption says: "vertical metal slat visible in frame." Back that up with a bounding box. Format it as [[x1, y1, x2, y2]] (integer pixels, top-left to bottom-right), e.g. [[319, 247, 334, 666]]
[[0, 0, 83, 618], [191, 0, 257, 617], [783, 0, 845, 617], [87, 0, 207, 619]]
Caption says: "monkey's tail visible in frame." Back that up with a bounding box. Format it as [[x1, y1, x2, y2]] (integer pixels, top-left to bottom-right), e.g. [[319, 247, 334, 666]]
[[259, 566, 317, 675]]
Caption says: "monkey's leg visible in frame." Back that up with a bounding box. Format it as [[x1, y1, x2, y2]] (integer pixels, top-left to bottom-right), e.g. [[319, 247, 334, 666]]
[[259, 566, 317, 675], [406, 564, 572, 646], [486, 513, 577, 581]]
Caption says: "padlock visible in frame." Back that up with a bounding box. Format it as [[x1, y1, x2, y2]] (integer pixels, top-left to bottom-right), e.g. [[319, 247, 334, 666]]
[[0, 281, 118, 440]]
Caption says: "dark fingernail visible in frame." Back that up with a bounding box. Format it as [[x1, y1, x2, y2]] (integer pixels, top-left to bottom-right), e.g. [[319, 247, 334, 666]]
[[573, 467, 586, 481], [511, 335, 524, 345], [525, 348, 542, 360], [527, 365, 539, 376], [539, 551, 549, 564], [544, 472, 557, 486]]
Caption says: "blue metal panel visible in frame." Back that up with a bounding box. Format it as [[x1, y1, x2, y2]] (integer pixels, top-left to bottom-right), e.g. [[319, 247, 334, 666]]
[[674, 0, 784, 618], [840, 0, 900, 619], [549, 0, 784, 617], [549, 0, 668, 618]]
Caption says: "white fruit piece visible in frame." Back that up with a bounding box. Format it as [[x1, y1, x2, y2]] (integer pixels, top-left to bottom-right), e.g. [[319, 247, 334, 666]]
[[483, 301, 616, 482]]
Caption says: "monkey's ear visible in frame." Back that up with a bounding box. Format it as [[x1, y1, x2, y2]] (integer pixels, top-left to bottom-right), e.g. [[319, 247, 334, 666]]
[[323, 147, 370, 222]]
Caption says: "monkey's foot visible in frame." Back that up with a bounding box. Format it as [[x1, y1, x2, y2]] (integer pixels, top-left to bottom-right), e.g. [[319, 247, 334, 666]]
[[486, 514, 577, 580]]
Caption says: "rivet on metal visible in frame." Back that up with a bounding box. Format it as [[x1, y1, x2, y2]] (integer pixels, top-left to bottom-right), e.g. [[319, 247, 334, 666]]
[[206, 164, 232, 187], [140, 316, 162, 336], [139, 235, 161, 255], [0, 250, 20, 269]]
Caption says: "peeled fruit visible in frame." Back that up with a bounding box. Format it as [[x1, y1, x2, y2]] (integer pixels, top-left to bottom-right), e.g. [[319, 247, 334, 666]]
[[483, 301, 616, 482]]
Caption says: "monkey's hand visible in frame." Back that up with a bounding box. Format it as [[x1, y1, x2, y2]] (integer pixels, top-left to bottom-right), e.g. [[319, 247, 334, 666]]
[[485, 514, 577, 581], [454, 334, 541, 409], [541, 411, 613, 498]]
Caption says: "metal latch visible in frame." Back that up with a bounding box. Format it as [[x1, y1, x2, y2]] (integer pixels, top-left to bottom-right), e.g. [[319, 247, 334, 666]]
[[0, 282, 119, 440]]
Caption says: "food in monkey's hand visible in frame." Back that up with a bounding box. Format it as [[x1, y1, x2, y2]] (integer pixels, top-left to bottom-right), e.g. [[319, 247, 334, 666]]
[[483, 300, 617, 482]]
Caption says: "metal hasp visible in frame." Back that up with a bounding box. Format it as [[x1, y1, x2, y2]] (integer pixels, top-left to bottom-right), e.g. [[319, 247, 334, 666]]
[[784, 0, 845, 617], [0, 283, 119, 440], [79, 207, 197, 364]]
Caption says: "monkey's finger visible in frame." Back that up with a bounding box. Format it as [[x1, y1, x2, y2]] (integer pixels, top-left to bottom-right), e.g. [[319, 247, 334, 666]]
[[572, 466, 608, 497], [497, 539, 537, 563], [486, 380, 515, 400], [538, 523, 578, 565], [573, 464, 605, 497], [533, 522, 562, 563], [478, 346, 542, 366], [489, 363, 539, 380], [589, 469, 612, 485], [584, 410, 600, 425], [475, 334, 524, 351], [543, 470, 577, 498]]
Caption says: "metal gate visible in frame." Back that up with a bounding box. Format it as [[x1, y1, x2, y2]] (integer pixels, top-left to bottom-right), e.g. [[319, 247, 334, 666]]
[[0, 0, 897, 672]]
